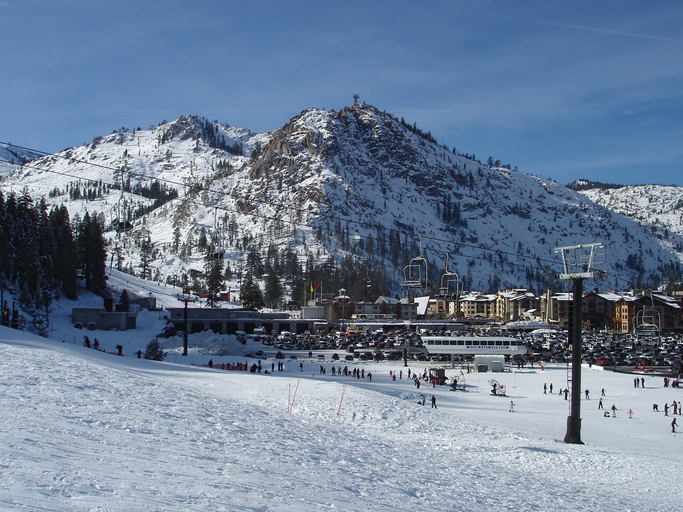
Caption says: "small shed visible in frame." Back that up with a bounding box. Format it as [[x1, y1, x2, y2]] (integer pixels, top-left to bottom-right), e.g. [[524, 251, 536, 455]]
[[474, 354, 506, 373]]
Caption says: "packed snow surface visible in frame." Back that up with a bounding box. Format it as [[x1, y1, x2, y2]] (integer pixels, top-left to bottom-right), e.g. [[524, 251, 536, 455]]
[[1, 279, 682, 510]]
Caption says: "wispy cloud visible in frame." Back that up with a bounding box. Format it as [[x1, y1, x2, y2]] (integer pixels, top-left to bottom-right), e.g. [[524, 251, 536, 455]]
[[533, 18, 683, 45]]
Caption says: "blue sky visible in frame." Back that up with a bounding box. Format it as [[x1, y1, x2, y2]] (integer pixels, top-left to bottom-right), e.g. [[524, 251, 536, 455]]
[[2, 0, 682, 186]]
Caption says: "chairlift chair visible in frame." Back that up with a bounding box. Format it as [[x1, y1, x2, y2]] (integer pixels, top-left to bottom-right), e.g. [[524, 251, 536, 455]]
[[402, 235, 429, 290]]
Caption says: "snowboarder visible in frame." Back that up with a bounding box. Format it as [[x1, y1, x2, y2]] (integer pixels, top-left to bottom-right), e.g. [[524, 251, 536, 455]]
[[509, 400, 515, 412], [431, 395, 437, 409]]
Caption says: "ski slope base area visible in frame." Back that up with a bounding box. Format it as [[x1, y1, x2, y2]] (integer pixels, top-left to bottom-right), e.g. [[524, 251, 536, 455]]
[[1, 328, 682, 511]]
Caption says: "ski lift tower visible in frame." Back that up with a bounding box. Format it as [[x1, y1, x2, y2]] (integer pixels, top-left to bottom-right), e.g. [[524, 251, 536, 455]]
[[554, 242, 606, 444]]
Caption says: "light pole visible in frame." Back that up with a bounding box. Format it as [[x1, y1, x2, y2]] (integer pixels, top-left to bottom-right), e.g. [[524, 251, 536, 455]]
[[180, 287, 192, 356], [339, 288, 346, 333]]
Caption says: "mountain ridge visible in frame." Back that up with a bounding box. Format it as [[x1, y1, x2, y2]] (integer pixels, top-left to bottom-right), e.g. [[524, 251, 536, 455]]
[[2, 104, 682, 297]]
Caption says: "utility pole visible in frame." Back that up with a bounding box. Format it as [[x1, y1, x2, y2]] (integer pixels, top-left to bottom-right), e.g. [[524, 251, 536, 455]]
[[554, 243, 606, 444]]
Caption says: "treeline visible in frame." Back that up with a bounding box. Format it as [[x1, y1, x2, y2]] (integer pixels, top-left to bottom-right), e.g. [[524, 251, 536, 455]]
[[0, 191, 107, 312]]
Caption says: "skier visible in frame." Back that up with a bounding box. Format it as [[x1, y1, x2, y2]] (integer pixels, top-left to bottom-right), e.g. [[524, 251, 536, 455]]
[[601, 388, 606, 396], [431, 395, 437, 409], [641, 377, 645, 388], [543, 383, 547, 394], [509, 400, 515, 412], [628, 409, 633, 419], [420, 394, 426, 406], [665, 403, 669, 416], [598, 398, 603, 409], [611, 404, 617, 418], [585, 389, 590, 400], [549, 383, 553, 394], [672, 417, 678, 433]]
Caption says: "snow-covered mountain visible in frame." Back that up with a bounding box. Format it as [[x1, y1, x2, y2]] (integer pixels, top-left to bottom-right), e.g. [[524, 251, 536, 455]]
[[2, 105, 682, 293], [0, 143, 43, 179], [571, 180, 683, 242]]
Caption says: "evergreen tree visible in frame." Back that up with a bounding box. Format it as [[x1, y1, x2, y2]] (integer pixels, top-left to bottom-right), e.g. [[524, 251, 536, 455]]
[[144, 338, 165, 361], [204, 254, 224, 307], [264, 267, 282, 308], [48, 205, 78, 299], [118, 289, 130, 312], [77, 212, 108, 294], [240, 273, 264, 310]]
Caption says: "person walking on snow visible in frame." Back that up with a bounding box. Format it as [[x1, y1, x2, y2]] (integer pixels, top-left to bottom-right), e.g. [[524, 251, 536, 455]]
[[672, 417, 677, 433], [543, 383, 547, 394], [431, 395, 437, 409], [585, 389, 590, 400], [598, 398, 603, 409], [509, 400, 515, 412], [611, 404, 617, 418]]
